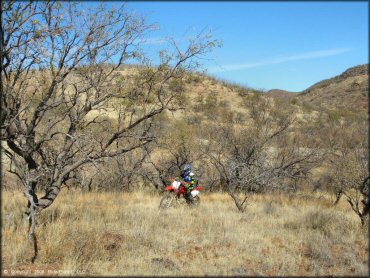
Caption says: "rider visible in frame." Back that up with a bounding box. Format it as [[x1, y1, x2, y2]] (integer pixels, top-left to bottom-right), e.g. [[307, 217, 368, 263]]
[[180, 164, 198, 193]]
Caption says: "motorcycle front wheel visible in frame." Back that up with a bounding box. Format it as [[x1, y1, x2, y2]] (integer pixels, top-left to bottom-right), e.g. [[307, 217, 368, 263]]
[[191, 195, 201, 207]]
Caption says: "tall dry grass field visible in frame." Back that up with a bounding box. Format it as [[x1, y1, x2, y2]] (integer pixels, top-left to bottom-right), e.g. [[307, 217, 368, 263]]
[[1, 190, 368, 276]]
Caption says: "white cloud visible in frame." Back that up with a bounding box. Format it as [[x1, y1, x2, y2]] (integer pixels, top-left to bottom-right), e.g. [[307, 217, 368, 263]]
[[140, 37, 167, 45], [208, 48, 352, 73]]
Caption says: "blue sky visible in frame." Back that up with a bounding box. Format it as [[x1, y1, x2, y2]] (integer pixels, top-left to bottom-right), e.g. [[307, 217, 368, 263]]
[[104, 1, 368, 92]]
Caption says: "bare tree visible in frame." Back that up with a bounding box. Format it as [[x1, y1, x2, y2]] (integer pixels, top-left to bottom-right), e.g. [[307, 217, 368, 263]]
[[203, 97, 322, 212], [328, 135, 369, 225], [313, 113, 369, 224], [1, 1, 218, 262], [141, 128, 206, 190]]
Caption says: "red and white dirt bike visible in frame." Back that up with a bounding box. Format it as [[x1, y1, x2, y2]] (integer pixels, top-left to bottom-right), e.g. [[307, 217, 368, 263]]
[[159, 179, 202, 209]]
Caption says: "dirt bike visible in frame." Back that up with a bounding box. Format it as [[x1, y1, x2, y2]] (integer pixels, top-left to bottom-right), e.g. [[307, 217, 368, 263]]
[[159, 179, 202, 210]]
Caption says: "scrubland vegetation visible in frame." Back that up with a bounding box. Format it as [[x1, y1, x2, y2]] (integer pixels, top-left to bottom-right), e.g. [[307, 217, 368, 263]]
[[2, 190, 368, 276], [1, 1, 368, 276]]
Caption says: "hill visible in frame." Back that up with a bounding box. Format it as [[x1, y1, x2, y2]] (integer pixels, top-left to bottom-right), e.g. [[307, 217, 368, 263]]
[[265, 89, 296, 99], [180, 64, 368, 117], [296, 64, 369, 112]]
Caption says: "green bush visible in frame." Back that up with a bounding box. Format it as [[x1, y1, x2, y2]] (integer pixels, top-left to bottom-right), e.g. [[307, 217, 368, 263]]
[[187, 74, 202, 83], [290, 98, 298, 105], [169, 79, 185, 93]]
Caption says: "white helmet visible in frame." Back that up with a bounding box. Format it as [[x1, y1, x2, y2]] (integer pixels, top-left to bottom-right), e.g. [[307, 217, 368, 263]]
[[189, 172, 195, 177]]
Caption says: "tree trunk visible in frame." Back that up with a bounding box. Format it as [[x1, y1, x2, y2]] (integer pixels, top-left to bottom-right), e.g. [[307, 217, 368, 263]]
[[37, 183, 62, 210], [360, 177, 369, 225], [28, 210, 38, 263], [24, 189, 39, 263], [227, 189, 246, 212], [333, 190, 343, 205], [23, 180, 63, 263]]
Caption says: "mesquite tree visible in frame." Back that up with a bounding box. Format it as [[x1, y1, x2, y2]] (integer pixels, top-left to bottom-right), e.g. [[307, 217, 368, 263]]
[[203, 97, 322, 212], [1, 1, 218, 262], [332, 149, 369, 225], [141, 122, 207, 190], [325, 120, 369, 225]]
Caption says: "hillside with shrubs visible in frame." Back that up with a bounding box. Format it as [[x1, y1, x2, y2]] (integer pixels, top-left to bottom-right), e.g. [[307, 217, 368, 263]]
[[1, 1, 368, 276]]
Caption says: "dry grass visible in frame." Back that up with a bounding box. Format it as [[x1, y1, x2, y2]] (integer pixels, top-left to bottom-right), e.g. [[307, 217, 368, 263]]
[[1, 190, 368, 276]]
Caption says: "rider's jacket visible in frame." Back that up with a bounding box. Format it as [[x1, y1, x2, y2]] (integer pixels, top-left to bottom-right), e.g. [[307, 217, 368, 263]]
[[184, 175, 198, 191]]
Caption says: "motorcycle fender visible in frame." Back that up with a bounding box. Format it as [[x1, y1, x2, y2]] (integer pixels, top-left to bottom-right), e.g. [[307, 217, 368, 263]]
[[164, 186, 175, 191], [191, 190, 200, 197]]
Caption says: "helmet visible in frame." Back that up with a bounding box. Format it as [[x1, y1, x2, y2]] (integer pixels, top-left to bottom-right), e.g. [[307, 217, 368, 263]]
[[181, 163, 192, 178], [184, 176, 191, 182], [189, 172, 195, 177], [183, 164, 192, 172]]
